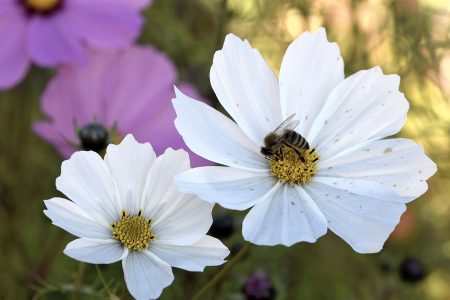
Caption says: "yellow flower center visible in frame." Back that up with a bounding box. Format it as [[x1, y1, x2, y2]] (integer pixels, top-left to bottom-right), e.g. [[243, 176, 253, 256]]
[[25, 0, 60, 12], [269, 146, 319, 185], [111, 211, 156, 251]]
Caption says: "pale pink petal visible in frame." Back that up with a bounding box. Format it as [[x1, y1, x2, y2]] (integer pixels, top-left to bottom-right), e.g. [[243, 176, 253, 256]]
[[33, 46, 211, 167], [32, 50, 113, 157], [33, 121, 75, 157], [101, 46, 177, 127]]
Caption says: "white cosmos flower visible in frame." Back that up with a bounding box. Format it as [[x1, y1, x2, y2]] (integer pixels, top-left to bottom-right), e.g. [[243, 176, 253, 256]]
[[172, 28, 437, 253], [43, 134, 229, 300]]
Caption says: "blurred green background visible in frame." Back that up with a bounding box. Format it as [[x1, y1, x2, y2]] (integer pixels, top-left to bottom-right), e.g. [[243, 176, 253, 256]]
[[0, 0, 449, 299]]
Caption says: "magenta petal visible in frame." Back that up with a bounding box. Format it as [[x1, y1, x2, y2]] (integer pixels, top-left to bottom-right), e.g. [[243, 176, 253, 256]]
[[27, 16, 86, 66], [33, 59, 109, 157], [123, 84, 179, 149], [177, 82, 204, 102], [33, 121, 76, 158], [62, 0, 143, 49], [102, 46, 177, 126], [0, 7, 30, 89], [118, 0, 152, 9], [34, 46, 213, 167], [174, 83, 214, 167], [0, 0, 19, 16], [98, 47, 213, 166], [127, 82, 213, 167], [40, 60, 107, 123]]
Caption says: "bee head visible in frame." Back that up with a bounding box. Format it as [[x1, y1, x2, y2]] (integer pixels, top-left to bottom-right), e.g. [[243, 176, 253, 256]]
[[261, 147, 273, 157], [264, 133, 278, 147]]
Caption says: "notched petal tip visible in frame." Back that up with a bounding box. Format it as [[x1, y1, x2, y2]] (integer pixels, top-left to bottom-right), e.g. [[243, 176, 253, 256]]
[[172, 86, 201, 105], [122, 133, 137, 142], [223, 32, 244, 45]]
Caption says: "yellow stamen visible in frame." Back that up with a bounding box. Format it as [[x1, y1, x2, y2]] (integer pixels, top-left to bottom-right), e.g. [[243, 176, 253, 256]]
[[270, 146, 319, 185], [111, 210, 156, 251], [25, 0, 59, 12]]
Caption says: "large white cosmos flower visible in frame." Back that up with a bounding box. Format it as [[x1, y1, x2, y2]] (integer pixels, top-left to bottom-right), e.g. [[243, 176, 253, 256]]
[[43, 134, 229, 300], [172, 28, 437, 253]]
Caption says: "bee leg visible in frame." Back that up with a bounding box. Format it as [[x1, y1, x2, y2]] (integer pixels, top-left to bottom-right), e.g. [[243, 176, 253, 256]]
[[284, 142, 305, 163]]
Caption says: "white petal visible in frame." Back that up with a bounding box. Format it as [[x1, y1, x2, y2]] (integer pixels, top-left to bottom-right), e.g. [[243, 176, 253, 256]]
[[304, 177, 407, 253], [210, 33, 282, 145], [141, 148, 190, 218], [44, 197, 111, 239], [56, 151, 121, 223], [242, 183, 327, 246], [151, 194, 214, 246], [105, 134, 156, 214], [312, 176, 405, 202], [175, 166, 276, 210], [122, 250, 174, 300], [151, 236, 229, 271], [308, 67, 409, 159], [172, 88, 267, 171], [140, 148, 214, 246], [64, 238, 127, 264], [318, 138, 437, 200], [279, 27, 344, 137]]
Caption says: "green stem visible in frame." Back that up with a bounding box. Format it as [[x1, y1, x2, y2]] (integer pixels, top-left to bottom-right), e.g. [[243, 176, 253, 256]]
[[191, 242, 252, 300], [95, 265, 113, 297], [71, 262, 85, 300]]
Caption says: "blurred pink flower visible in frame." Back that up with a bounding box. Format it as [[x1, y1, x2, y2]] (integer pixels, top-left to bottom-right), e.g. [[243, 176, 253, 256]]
[[119, 0, 152, 9], [33, 46, 212, 167], [0, 0, 150, 90]]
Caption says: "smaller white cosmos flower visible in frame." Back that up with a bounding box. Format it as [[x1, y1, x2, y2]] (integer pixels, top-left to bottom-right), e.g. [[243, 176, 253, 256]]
[[172, 28, 437, 253], [43, 134, 229, 300]]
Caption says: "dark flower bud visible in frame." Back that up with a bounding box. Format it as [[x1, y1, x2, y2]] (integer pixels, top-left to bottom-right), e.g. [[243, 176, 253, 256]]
[[209, 213, 234, 239], [78, 123, 109, 152], [399, 257, 427, 283], [242, 273, 275, 300]]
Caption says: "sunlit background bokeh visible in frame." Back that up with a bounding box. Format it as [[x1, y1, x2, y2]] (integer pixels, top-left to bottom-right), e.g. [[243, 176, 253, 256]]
[[0, 0, 449, 299]]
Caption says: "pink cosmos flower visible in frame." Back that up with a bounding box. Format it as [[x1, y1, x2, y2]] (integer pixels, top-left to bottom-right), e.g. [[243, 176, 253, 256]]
[[0, 0, 150, 90], [33, 45, 212, 167]]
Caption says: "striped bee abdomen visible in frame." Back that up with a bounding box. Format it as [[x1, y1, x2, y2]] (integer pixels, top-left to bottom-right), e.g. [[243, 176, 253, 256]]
[[284, 130, 309, 149]]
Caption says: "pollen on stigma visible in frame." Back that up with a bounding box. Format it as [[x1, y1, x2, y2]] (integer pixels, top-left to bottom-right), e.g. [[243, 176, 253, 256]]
[[270, 146, 319, 185], [25, 0, 60, 12], [111, 210, 156, 251]]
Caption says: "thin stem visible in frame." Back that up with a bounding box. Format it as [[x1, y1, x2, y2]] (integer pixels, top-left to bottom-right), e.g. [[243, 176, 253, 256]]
[[95, 265, 113, 297], [71, 262, 85, 300], [191, 242, 252, 300]]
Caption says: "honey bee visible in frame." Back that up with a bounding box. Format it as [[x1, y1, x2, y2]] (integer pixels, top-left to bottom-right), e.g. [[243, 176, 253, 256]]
[[261, 114, 310, 161]]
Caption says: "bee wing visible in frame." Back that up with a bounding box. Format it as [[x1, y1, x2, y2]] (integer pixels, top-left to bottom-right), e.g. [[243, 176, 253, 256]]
[[273, 114, 300, 136]]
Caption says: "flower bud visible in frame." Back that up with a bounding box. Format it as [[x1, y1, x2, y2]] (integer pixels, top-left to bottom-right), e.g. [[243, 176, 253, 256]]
[[242, 273, 275, 300], [78, 123, 109, 152], [209, 213, 234, 239], [399, 257, 427, 283]]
